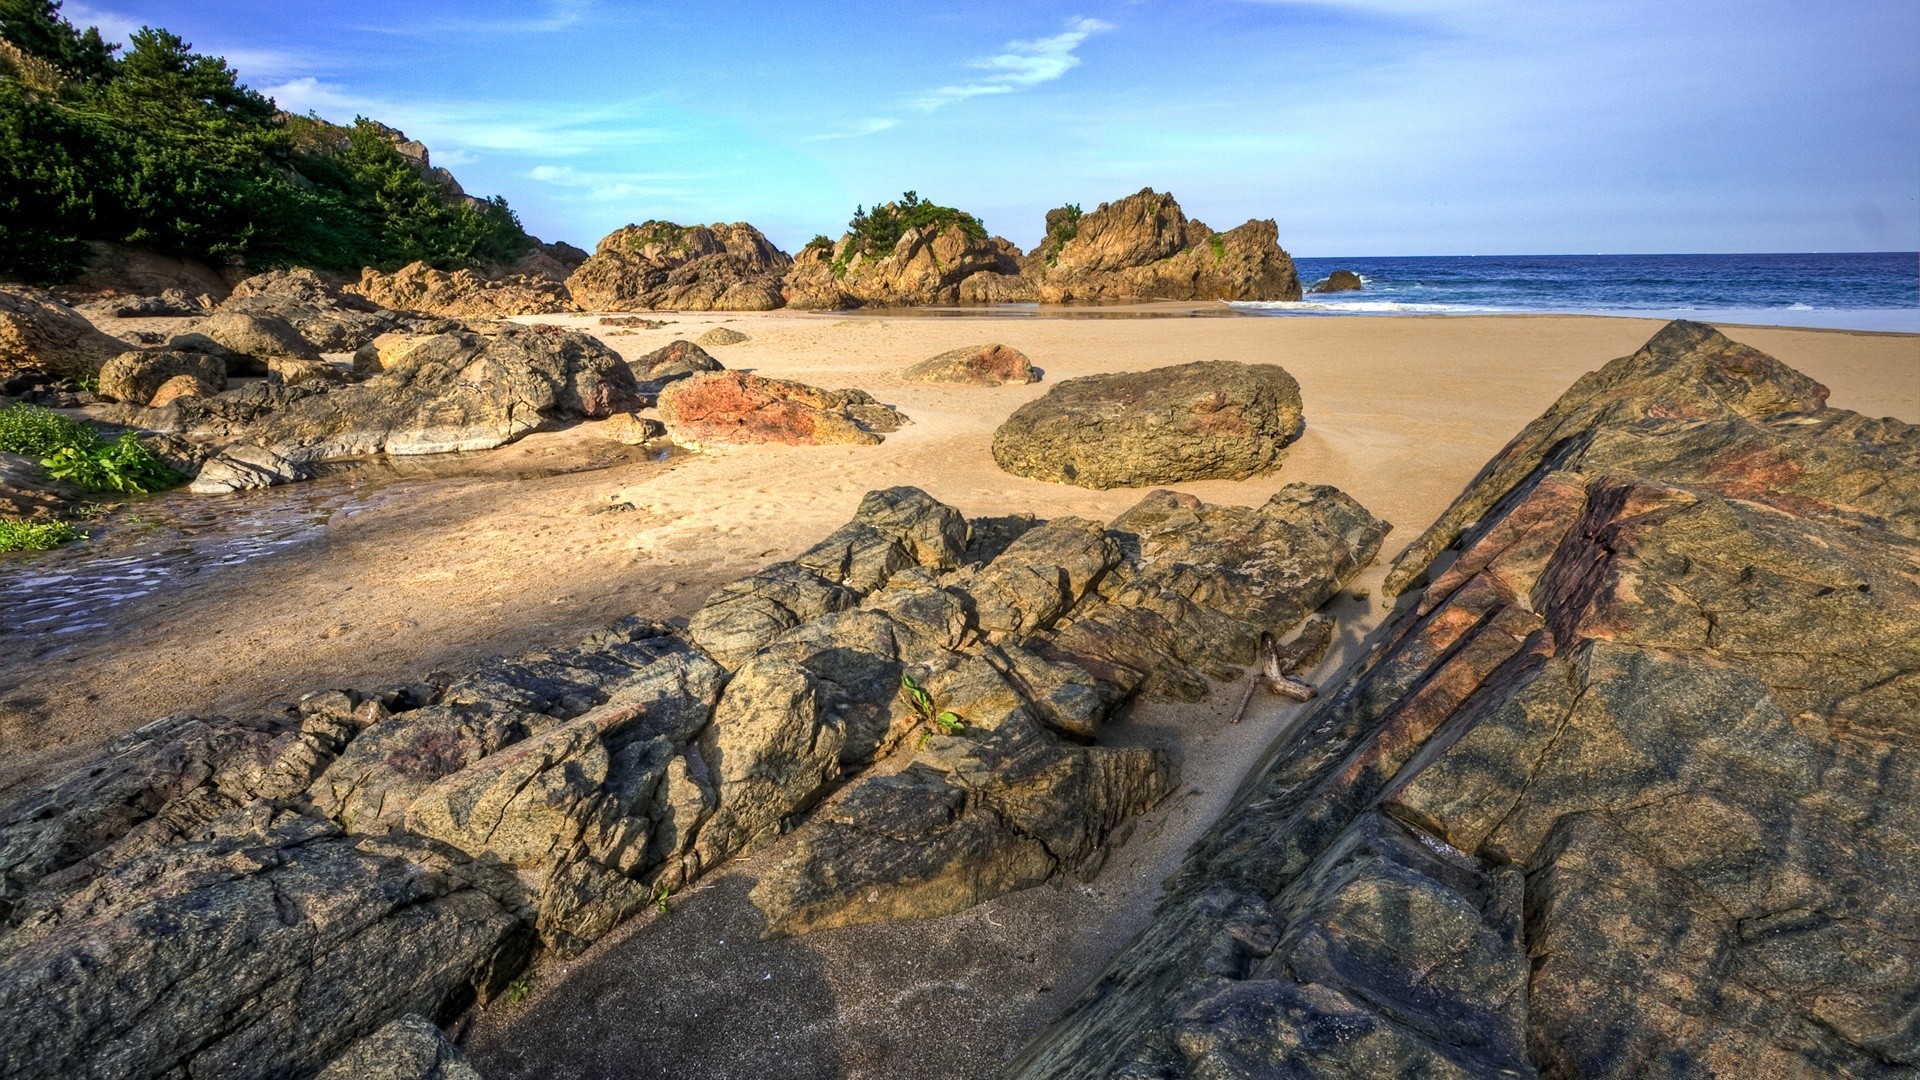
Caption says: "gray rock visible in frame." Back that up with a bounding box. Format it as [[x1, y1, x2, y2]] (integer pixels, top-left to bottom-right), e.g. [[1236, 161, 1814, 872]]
[[188, 442, 308, 494], [992, 360, 1305, 488], [315, 1014, 484, 1080]]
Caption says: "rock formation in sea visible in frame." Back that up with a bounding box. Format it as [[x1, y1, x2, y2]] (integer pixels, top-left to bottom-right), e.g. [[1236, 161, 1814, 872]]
[[0, 482, 1385, 1078], [1308, 268, 1364, 293], [1006, 321, 1920, 1078], [566, 222, 791, 312], [993, 360, 1305, 488]]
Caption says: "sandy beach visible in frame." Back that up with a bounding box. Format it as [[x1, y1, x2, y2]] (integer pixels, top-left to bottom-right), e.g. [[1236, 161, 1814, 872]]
[[0, 309, 1913, 1076]]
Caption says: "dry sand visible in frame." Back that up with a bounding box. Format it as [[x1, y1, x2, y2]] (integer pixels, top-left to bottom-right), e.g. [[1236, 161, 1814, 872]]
[[1, 309, 1912, 1075]]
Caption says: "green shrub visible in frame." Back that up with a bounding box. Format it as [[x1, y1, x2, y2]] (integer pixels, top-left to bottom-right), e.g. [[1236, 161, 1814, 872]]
[[1209, 234, 1226, 259], [0, 5, 533, 282], [0, 403, 181, 493], [835, 191, 987, 271], [0, 517, 83, 551], [802, 234, 833, 254]]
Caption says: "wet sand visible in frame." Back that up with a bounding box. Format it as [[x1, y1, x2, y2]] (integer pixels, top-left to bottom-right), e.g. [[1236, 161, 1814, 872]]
[[1, 310, 1912, 1075]]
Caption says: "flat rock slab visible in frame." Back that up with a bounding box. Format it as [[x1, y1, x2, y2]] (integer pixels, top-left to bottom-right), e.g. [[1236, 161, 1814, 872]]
[[992, 359, 1304, 488]]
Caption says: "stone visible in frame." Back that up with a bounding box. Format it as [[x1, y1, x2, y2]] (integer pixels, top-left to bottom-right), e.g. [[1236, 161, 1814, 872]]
[[1308, 269, 1364, 294], [222, 269, 406, 353], [629, 339, 722, 390], [61, 242, 230, 301], [1006, 321, 1920, 1079], [266, 356, 350, 388], [657, 371, 905, 448], [567, 222, 790, 312], [783, 220, 1020, 310], [96, 348, 227, 405], [0, 285, 128, 381], [901, 343, 1039, 385], [187, 443, 308, 494], [695, 326, 750, 346], [177, 310, 324, 361], [596, 413, 667, 445], [315, 1015, 484, 1080], [992, 360, 1304, 488], [348, 261, 574, 319], [1016, 189, 1304, 303], [239, 325, 646, 469], [146, 374, 216, 407]]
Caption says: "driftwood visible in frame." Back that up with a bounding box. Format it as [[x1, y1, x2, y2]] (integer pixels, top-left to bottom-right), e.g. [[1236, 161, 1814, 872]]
[[1229, 617, 1333, 722]]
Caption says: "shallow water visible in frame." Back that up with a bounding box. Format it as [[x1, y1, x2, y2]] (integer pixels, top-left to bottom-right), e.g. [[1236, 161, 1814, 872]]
[[0, 444, 670, 641]]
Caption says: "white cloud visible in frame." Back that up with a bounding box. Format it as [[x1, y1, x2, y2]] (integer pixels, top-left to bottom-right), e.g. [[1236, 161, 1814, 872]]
[[910, 16, 1113, 112], [527, 164, 708, 202], [804, 117, 900, 142]]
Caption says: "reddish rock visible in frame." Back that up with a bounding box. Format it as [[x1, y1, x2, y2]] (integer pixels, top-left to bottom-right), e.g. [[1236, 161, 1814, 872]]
[[657, 371, 905, 447], [901, 343, 1039, 386]]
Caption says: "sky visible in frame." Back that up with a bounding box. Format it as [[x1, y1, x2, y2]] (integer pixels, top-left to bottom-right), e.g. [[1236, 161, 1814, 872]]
[[64, 0, 1920, 256]]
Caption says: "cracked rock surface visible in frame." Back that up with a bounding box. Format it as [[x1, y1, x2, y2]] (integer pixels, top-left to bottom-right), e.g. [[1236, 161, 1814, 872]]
[[1007, 321, 1920, 1079]]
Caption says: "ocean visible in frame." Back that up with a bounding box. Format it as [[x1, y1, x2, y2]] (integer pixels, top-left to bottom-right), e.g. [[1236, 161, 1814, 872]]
[[1239, 252, 1920, 332]]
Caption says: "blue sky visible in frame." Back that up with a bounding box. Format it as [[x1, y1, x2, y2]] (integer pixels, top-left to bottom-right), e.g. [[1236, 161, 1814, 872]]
[[66, 0, 1920, 255]]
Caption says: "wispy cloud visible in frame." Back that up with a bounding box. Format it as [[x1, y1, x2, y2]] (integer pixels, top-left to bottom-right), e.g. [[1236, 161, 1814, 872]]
[[804, 117, 900, 142], [358, 0, 598, 37], [262, 77, 678, 157], [910, 16, 1114, 111], [526, 164, 708, 202]]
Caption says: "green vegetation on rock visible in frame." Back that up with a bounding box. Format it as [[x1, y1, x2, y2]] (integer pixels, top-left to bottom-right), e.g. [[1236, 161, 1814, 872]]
[[0, 0, 532, 283], [833, 191, 987, 273], [0, 402, 180, 493]]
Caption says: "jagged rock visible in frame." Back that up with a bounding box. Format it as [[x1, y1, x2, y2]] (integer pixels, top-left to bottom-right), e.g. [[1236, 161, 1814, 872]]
[[103, 380, 329, 440], [992, 360, 1304, 488], [1308, 269, 1364, 294], [901, 343, 1039, 385], [188, 443, 309, 493], [222, 269, 406, 352], [82, 289, 210, 318], [567, 222, 790, 312], [657, 371, 906, 448], [599, 315, 667, 329], [236, 325, 644, 468], [0, 285, 129, 380], [1006, 322, 1920, 1079], [147, 374, 216, 407], [695, 326, 749, 346], [1014, 189, 1303, 303], [315, 1015, 484, 1080], [783, 224, 1020, 310], [267, 356, 350, 388], [96, 349, 227, 406], [630, 339, 722, 391], [348, 262, 573, 319], [173, 310, 323, 361]]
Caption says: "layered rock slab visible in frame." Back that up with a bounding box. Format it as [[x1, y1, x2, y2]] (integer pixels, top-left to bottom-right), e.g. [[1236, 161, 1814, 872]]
[[1007, 321, 1920, 1079], [348, 261, 574, 319], [993, 360, 1304, 488]]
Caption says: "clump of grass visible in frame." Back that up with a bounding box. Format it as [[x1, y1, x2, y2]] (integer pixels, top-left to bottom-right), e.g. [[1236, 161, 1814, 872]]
[[1208, 233, 1227, 259], [505, 976, 532, 1005], [0, 519, 84, 552], [0, 404, 181, 494]]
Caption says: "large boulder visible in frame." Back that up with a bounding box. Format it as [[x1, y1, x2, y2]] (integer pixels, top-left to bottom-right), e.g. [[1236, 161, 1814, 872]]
[[96, 349, 228, 406], [1308, 269, 1364, 294], [783, 224, 1020, 310], [657, 371, 907, 448], [992, 360, 1304, 488], [222, 269, 409, 353], [629, 339, 722, 391], [567, 222, 790, 312], [901, 343, 1039, 385], [1002, 189, 1304, 304], [1006, 322, 1920, 1079], [174, 310, 323, 361], [348, 261, 574, 319], [0, 286, 129, 381], [238, 324, 645, 465]]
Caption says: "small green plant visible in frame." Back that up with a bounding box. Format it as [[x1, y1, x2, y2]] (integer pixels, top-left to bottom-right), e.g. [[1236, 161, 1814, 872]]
[[41, 431, 181, 493], [1209, 233, 1226, 259], [1042, 202, 1083, 265], [654, 881, 673, 914], [0, 518, 84, 552], [802, 234, 833, 254], [900, 674, 966, 740], [506, 976, 531, 1005], [0, 403, 93, 457]]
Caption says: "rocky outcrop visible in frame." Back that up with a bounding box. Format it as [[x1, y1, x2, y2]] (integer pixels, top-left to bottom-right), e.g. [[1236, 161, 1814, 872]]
[[657, 371, 907, 447], [220, 269, 412, 353], [173, 310, 324, 362], [992, 360, 1304, 488], [567, 222, 790, 312], [1008, 322, 1920, 1079], [1308, 269, 1364, 293], [96, 348, 227, 406], [348, 262, 573, 319], [957, 189, 1303, 305], [0, 475, 1387, 1074], [901, 343, 1039, 385], [60, 242, 231, 301], [629, 339, 721, 392], [315, 1015, 483, 1080], [783, 226, 1020, 310], [0, 285, 130, 381]]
